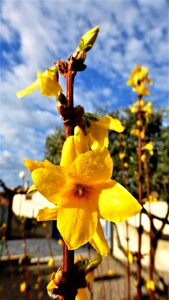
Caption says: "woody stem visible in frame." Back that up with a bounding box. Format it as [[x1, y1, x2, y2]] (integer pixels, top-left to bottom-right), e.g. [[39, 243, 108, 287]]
[[62, 64, 76, 300]]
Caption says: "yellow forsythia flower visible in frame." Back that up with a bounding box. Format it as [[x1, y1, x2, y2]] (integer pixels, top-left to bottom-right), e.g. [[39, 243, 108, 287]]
[[20, 282, 26, 293], [130, 128, 145, 139], [123, 162, 129, 168], [48, 258, 54, 267], [128, 251, 134, 264], [119, 152, 125, 160], [148, 194, 158, 202], [146, 279, 155, 291], [74, 115, 124, 153], [16, 67, 62, 99], [127, 65, 152, 96], [141, 153, 147, 163], [142, 141, 154, 155], [25, 137, 141, 255]]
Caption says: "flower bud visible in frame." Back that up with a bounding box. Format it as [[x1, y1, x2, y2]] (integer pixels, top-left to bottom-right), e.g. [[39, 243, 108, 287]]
[[76, 25, 99, 53]]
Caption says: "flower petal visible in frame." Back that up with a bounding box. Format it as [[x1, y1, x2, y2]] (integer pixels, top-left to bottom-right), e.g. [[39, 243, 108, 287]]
[[16, 79, 40, 99], [68, 147, 113, 184], [57, 190, 98, 250], [75, 288, 88, 300], [24, 159, 44, 172], [37, 69, 62, 97], [74, 126, 89, 155], [88, 124, 109, 149], [31, 160, 67, 204], [99, 180, 142, 222], [60, 136, 77, 168], [36, 207, 58, 221], [96, 115, 124, 133], [90, 220, 109, 256]]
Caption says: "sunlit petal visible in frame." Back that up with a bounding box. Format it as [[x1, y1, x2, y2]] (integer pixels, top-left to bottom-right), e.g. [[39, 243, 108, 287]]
[[36, 207, 58, 221], [60, 136, 77, 168], [90, 220, 109, 256], [31, 160, 67, 204], [16, 79, 40, 99], [57, 191, 98, 249], [99, 180, 142, 222], [68, 147, 113, 184]]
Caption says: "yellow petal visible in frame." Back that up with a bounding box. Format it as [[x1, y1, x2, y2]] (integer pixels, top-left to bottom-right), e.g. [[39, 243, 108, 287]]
[[146, 280, 155, 291], [24, 159, 44, 172], [76, 288, 88, 300], [74, 126, 89, 155], [96, 115, 124, 133], [27, 184, 37, 193], [68, 147, 113, 184], [37, 69, 62, 97], [90, 220, 109, 256], [88, 123, 109, 149], [32, 160, 67, 204], [57, 190, 98, 250], [36, 207, 58, 221], [98, 180, 142, 222], [60, 136, 77, 168], [16, 79, 40, 99]]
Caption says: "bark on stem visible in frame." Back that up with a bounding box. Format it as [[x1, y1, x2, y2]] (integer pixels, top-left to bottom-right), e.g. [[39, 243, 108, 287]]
[[144, 155, 154, 300], [137, 95, 143, 300], [62, 63, 76, 300]]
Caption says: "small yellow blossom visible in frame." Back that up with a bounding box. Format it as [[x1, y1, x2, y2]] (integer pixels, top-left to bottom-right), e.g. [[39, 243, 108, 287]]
[[128, 251, 134, 264], [127, 65, 152, 96], [48, 258, 54, 267], [123, 162, 129, 168], [136, 120, 142, 127], [20, 282, 26, 293], [25, 137, 141, 255], [146, 279, 155, 291], [142, 141, 154, 155], [148, 194, 158, 202], [141, 153, 147, 163], [16, 67, 62, 99], [107, 269, 114, 277], [58, 239, 64, 246], [74, 115, 124, 153], [130, 128, 145, 139], [119, 152, 125, 160]]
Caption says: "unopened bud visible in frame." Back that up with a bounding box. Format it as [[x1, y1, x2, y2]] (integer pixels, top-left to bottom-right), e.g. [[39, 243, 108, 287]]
[[76, 25, 99, 53]]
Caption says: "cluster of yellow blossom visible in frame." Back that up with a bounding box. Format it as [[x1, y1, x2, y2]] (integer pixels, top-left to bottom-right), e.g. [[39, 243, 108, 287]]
[[16, 27, 142, 256], [127, 65, 152, 96]]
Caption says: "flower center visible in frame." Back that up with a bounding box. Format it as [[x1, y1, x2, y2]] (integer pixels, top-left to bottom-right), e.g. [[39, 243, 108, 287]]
[[74, 184, 88, 198]]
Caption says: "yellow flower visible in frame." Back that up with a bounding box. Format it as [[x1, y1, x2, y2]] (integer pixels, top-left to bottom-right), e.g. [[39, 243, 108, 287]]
[[123, 162, 129, 168], [141, 153, 147, 163], [119, 152, 125, 160], [133, 82, 150, 96], [142, 141, 154, 155], [25, 137, 141, 255], [146, 280, 155, 291], [20, 282, 26, 293], [127, 65, 152, 96], [130, 128, 145, 139], [148, 194, 158, 202], [128, 251, 134, 264], [127, 65, 152, 87], [74, 115, 124, 153], [16, 67, 62, 99], [48, 258, 54, 267]]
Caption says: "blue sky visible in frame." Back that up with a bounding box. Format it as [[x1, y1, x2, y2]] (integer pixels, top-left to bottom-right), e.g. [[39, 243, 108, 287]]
[[0, 0, 169, 187]]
